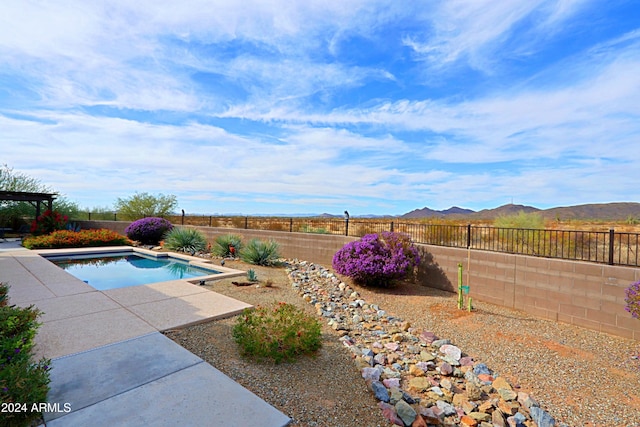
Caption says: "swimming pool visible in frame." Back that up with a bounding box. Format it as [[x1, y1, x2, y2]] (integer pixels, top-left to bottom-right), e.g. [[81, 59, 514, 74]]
[[45, 251, 222, 291]]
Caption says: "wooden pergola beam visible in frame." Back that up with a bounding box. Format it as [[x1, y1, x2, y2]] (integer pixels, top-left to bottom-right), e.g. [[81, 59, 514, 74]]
[[0, 191, 58, 219]]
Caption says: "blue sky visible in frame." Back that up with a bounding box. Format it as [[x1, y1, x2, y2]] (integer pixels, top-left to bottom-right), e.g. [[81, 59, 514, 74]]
[[1, 1, 639, 216]]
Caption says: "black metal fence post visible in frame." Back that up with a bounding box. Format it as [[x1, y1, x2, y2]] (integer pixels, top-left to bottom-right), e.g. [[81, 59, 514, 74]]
[[345, 218, 349, 236], [289, 218, 293, 232], [467, 223, 472, 248], [390, 221, 394, 232], [609, 228, 615, 265], [209, 216, 212, 227], [245, 216, 248, 229], [113, 212, 117, 221]]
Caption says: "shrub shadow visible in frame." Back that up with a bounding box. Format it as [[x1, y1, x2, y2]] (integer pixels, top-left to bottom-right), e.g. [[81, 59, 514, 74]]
[[415, 246, 455, 293]]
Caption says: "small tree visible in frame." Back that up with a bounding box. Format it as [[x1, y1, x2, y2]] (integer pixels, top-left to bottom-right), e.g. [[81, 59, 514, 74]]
[[115, 192, 178, 220]]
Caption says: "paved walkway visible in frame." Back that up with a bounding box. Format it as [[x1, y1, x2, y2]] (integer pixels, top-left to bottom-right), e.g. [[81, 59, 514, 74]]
[[0, 243, 290, 427]]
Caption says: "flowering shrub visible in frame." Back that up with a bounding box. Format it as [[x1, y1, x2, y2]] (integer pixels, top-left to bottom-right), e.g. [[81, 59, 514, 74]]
[[30, 209, 68, 235], [0, 283, 51, 426], [232, 302, 322, 364], [125, 217, 173, 245], [625, 280, 640, 319], [332, 232, 421, 287], [22, 229, 131, 249]]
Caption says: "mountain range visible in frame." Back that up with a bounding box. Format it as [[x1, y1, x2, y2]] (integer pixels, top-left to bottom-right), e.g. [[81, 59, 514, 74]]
[[401, 202, 640, 221]]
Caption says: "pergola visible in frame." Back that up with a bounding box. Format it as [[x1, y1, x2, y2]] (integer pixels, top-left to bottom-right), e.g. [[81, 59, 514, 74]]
[[0, 191, 57, 220]]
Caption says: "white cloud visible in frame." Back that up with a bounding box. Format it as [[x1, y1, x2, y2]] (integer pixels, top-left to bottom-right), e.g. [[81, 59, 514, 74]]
[[402, 0, 591, 72]]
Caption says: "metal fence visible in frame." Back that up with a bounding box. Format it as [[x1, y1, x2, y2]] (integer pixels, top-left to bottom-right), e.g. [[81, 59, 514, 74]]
[[77, 212, 640, 267]]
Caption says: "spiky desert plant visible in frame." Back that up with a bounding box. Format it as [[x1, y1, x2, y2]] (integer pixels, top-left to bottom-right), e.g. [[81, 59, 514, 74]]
[[246, 269, 258, 282], [212, 234, 243, 257], [240, 239, 281, 266], [163, 227, 207, 254]]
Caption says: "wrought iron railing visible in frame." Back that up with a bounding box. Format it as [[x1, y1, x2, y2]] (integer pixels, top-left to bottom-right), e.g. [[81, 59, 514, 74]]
[[77, 212, 640, 267]]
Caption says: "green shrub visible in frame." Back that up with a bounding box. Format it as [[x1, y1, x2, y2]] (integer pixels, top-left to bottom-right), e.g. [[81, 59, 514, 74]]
[[494, 211, 545, 229], [494, 211, 545, 253], [0, 283, 8, 307], [232, 303, 321, 363], [163, 227, 207, 254], [22, 229, 131, 249], [211, 234, 243, 257], [240, 239, 281, 266], [0, 283, 51, 427]]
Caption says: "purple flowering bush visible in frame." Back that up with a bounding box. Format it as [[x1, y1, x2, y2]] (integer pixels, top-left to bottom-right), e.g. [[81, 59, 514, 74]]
[[332, 232, 421, 287], [125, 217, 173, 245], [625, 280, 640, 319]]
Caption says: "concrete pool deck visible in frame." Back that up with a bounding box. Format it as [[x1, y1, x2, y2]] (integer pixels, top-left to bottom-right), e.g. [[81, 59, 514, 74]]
[[0, 242, 291, 426]]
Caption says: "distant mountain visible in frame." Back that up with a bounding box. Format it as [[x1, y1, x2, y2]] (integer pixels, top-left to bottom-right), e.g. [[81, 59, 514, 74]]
[[401, 202, 640, 221], [401, 206, 475, 219], [541, 203, 640, 221], [468, 204, 540, 219]]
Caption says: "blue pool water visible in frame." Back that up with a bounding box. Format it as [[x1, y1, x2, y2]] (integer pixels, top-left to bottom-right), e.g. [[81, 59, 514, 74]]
[[46, 252, 220, 290]]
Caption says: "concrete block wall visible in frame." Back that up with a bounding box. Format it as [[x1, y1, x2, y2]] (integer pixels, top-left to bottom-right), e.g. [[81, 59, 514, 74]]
[[78, 220, 640, 340], [195, 227, 357, 267], [416, 244, 640, 340]]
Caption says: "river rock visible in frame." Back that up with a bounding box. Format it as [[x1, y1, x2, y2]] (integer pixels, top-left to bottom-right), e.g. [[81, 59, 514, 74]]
[[409, 364, 425, 377], [420, 331, 438, 344], [439, 362, 453, 376], [385, 342, 400, 351], [383, 378, 401, 389], [378, 402, 404, 426], [473, 363, 492, 376], [370, 380, 390, 402], [374, 353, 387, 365], [440, 344, 462, 361], [432, 339, 451, 348], [530, 406, 556, 427], [435, 400, 456, 416], [409, 377, 432, 392], [395, 399, 417, 426]]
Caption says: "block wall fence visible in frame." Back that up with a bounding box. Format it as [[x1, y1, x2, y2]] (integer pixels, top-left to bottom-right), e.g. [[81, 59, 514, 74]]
[[79, 221, 640, 340]]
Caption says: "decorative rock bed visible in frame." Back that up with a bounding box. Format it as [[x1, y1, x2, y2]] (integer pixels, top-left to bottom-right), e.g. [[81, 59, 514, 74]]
[[287, 260, 556, 427]]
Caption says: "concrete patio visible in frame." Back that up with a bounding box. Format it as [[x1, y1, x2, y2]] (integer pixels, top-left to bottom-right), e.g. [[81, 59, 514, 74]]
[[0, 241, 291, 427]]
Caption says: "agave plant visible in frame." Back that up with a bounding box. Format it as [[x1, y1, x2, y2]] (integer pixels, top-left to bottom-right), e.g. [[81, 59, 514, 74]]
[[163, 227, 207, 254], [246, 269, 258, 282], [239, 239, 281, 266]]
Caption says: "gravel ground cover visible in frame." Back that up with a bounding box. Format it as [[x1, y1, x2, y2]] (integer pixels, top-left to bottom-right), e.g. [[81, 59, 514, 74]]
[[165, 259, 640, 427]]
